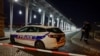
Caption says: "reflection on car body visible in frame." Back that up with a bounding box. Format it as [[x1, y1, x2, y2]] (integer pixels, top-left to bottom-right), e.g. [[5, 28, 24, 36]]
[[10, 25, 66, 49]]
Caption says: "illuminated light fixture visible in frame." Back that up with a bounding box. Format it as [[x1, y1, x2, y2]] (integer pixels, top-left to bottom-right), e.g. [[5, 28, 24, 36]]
[[33, 14, 37, 19], [19, 10, 22, 15], [38, 8, 42, 13], [14, 0, 18, 2], [57, 18, 59, 20], [50, 14, 53, 18]]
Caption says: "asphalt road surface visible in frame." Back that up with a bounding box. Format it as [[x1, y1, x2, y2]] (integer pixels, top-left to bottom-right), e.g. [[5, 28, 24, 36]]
[[0, 31, 88, 56]]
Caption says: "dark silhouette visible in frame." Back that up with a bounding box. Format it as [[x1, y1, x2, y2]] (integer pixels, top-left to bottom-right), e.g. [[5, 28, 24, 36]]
[[80, 25, 85, 41], [80, 21, 91, 44]]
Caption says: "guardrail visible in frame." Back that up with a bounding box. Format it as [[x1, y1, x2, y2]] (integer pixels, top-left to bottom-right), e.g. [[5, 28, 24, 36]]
[[0, 43, 87, 56]]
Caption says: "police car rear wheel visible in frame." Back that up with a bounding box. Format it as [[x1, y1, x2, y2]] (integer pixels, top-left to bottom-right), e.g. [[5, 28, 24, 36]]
[[10, 37, 15, 44], [35, 41, 45, 49]]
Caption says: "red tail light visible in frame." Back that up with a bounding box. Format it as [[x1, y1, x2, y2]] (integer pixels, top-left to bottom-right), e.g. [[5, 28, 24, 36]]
[[48, 35, 54, 38], [62, 34, 65, 37]]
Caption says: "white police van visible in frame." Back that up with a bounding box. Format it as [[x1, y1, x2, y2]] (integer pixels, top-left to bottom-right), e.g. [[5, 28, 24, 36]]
[[10, 25, 66, 49]]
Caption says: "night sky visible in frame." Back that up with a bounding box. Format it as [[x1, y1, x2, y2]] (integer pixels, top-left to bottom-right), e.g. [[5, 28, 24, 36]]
[[46, 0, 100, 27], [4, 0, 100, 27]]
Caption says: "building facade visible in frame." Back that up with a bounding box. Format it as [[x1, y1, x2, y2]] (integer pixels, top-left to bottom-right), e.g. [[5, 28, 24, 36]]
[[0, 0, 5, 37]]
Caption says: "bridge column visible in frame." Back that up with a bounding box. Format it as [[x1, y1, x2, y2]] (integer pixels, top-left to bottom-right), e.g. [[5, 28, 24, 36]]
[[65, 22, 67, 31], [25, 0, 29, 26], [29, 9, 32, 24], [51, 16, 55, 27], [64, 22, 66, 31], [70, 25, 72, 31], [62, 20, 64, 30], [10, 0, 13, 32], [57, 18, 60, 28], [41, 11, 45, 25], [66, 23, 69, 31], [48, 17, 51, 26], [60, 20, 63, 30]]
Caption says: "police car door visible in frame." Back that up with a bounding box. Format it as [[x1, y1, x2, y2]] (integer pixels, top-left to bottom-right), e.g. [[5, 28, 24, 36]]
[[15, 26, 38, 46]]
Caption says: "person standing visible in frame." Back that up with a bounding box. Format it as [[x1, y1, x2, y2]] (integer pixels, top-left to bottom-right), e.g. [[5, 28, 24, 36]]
[[80, 24, 85, 41], [83, 21, 91, 44]]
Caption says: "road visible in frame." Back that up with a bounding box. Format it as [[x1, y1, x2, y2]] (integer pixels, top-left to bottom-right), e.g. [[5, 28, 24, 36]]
[[0, 30, 87, 56]]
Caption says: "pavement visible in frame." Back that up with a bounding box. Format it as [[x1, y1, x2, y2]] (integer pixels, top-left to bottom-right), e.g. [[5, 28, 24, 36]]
[[0, 31, 10, 40], [71, 31, 100, 56]]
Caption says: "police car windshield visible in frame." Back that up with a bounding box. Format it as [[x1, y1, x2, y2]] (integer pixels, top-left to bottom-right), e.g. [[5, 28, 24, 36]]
[[46, 28, 63, 33]]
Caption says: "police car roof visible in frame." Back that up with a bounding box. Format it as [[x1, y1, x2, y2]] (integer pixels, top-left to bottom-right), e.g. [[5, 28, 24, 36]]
[[25, 25, 58, 29]]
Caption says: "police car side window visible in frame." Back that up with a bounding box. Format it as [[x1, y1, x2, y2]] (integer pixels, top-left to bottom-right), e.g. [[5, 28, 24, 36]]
[[28, 27, 38, 32], [38, 27, 46, 32], [18, 27, 29, 32]]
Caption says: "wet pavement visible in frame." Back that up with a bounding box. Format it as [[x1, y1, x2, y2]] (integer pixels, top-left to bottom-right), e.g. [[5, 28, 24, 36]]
[[71, 31, 100, 56]]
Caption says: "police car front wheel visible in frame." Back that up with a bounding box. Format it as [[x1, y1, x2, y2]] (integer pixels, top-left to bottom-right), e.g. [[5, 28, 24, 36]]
[[10, 37, 15, 44], [35, 41, 45, 49]]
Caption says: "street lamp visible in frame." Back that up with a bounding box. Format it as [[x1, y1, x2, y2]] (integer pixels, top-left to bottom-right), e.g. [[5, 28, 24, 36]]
[[19, 10, 22, 15], [50, 14, 53, 18], [14, 0, 18, 2], [33, 14, 37, 19], [38, 8, 42, 13]]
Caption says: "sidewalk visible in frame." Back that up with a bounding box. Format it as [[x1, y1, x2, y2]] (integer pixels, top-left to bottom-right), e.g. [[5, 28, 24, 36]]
[[0, 31, 10, 40], [71, 31, 100, 56]]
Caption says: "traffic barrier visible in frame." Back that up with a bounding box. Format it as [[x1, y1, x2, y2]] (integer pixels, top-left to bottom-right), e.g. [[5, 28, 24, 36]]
[[0, 43, 87, 56]]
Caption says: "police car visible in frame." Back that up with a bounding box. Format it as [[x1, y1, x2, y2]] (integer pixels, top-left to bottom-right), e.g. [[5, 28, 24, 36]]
[[10, 25, 66, 49]]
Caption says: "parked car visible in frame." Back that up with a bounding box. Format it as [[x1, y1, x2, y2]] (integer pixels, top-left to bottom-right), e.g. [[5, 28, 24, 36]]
[[10, 25, 66, 49]]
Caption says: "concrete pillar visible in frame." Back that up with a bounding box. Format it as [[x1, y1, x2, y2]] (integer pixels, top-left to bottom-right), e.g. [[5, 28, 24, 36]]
[[25, 0, 29, 26], [57, 18, 60, 27], [41, 11, 45, 25], [60, 20, 63, 30], [62, 20, 64, 30], [64, 22, 66, 31], [65, 22, 67, 31], [29, 9, 32, 24], [70, 25, 72, 31], [10, 0, 13, 32], [51, 16, 54, 27], [66, 23, 69, 31], [48, 17, 51, 26]]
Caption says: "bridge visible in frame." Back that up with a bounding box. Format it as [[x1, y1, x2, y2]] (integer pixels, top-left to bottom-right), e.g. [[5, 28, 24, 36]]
[[8, 0, 77, 32]]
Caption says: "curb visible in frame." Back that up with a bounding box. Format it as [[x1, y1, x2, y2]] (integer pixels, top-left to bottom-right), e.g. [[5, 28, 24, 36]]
[[94, 38, 100, 42], [71, 32, 100, 56], [0, 37, 9, 40]]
